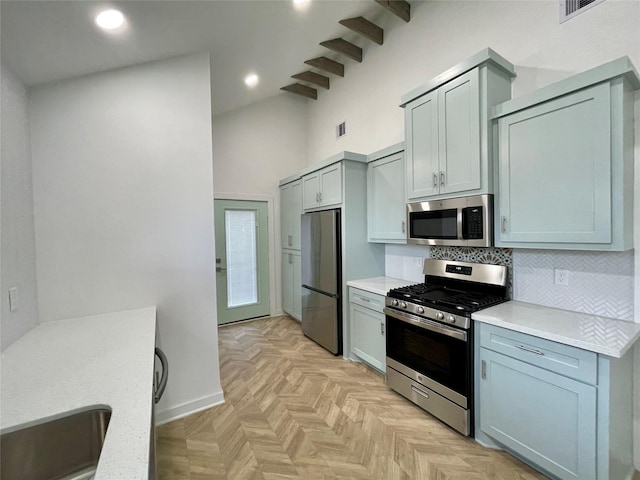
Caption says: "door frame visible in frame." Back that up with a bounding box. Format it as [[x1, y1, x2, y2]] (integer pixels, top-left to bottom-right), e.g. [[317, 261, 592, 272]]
[[214, 192, 277, 318]]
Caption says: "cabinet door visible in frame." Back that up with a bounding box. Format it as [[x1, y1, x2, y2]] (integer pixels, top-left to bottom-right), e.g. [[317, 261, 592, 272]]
[[497, 83, 611, 245], [281, 252, 294, 315], [438, 69, 481, 195], [318, 164, 342, 207], [350, 303, 386, 372], [280, 184, 292, 249], [405, 90, 439, 199], [480, 348, 596, 480], [292, 252, 302, 320], [302, 172, 320, 210], [368, 153, 406, 243], [289, 181, 302, 250]]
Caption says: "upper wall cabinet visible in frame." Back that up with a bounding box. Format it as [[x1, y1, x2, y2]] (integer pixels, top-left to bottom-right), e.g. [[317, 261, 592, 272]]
[[401, 48, 516, 202], [302, 163, 343, 210], [493, 57, 639, 251], [367, 143, 406, 244]]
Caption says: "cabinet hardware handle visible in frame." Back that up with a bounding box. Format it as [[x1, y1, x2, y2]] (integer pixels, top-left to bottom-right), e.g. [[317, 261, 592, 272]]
[[516, 344, 545, 356], [319, 192, 322, 202], [288, 234, 292, 247], [358, 296, 370, 302], [411, 385, 429, 399], [401, 221, 406, 234], [380, 322, 385, 335], [315, 192, 319, 202], [501, 216, 507, 233], [481, 360, 486, 379], [216, 266, 227, 272], [440, 171, 445, 186], [289, 253, 292, 264], [432, 173, 438, 187]]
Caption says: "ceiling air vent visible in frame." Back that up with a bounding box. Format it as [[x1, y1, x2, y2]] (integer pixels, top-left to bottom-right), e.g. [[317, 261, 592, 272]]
[[560, 0, 605, 23], [336, 121, 346, 139]]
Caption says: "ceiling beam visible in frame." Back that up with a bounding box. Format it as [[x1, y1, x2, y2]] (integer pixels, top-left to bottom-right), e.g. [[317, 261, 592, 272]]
[[375, 0, 411, 22], [339, 17, 384, 45], [304, 57, 345, 77], [280, 83, 317, 100], [291, 71, 330, 89], [319, 38, 363, 63]]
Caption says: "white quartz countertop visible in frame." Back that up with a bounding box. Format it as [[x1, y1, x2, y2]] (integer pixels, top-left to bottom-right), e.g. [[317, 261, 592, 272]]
[[1, 307, 157, 480], [347, 276, 417, 296], [472, 301, 640, 358]]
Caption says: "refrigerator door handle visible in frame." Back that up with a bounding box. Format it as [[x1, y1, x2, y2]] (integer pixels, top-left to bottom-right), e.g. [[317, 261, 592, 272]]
[[301, 284, 340, 298]]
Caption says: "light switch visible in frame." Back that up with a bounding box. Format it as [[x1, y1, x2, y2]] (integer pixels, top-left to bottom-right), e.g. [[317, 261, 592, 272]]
[[9, 287, 19, 312]]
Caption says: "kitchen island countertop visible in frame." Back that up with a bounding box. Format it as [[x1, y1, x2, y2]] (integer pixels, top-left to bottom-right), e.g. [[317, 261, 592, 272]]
[[472, 301, 640, 358], [0, 307, 157, 480]]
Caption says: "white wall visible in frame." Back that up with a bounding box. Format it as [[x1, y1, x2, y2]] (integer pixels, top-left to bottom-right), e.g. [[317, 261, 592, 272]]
[[0, 64, 39, 351], [212, 93, 308, 314], [28, 54, 222, 421], [306, 0, 640, 162]]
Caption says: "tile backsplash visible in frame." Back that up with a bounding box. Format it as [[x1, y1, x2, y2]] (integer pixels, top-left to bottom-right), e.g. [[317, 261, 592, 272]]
[[384, 245, 635, 321], [513, 249, 634, 321]]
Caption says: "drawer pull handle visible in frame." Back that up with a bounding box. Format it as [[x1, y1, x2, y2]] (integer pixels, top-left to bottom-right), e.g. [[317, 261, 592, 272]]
[[411, 385, 429, 399], [516, 344, 545, 356], [358, 297, 370, 302]]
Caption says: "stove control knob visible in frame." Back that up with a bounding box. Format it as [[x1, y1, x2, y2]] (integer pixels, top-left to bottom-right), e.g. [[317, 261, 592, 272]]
[[447, 315, 456, 323], [436, 312, 444, 320], [417, 306, 425, 314], [400, 301, 407, 309], [391, 299, 399, 307]]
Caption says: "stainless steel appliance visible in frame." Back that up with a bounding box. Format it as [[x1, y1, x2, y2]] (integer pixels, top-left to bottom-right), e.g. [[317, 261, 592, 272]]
[[407, 194, 493, 247], [384, 259, 508, 436], [301, 209, 342, 355]]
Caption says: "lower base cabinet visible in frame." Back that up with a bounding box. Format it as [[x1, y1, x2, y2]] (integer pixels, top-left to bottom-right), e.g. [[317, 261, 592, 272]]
[[475, 323, 634, 480], [282, 250, 301, 321], [349, 288, 385, 372]]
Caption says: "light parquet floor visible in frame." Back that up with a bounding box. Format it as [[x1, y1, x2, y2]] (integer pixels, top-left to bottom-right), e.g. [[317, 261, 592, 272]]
[[157, 315, 550, 480]]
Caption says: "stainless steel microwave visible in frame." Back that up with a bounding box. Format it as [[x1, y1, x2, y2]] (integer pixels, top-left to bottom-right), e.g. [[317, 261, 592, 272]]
[[407, 194, 493, 247]]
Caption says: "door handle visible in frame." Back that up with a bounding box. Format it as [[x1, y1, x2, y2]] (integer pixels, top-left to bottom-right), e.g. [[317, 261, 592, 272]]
[[319, 192, 322, 202], [440, 171, 445, 186], [154, 347, 169, 404], [401, 221, 406, 234], [501, 216, 507, 233], [216, 266, 227, 272], [432, 173, 438, 187], [380, 322, 385, 335], [481, 359, 486, 379]]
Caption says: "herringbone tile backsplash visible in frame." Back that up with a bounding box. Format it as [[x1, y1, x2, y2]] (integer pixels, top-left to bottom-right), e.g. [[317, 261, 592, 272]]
[[513, 249, 634, 321]]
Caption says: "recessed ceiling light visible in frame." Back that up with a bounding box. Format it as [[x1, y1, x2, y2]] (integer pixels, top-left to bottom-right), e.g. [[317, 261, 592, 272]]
[[293, 0, 311, 10], [293, 0, 308, 4], [244, 73, 259, 88], [95, 9, 125, 30]]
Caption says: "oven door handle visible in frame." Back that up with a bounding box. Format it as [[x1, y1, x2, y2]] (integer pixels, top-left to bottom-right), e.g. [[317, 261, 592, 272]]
[[384, 307, 468, 342]]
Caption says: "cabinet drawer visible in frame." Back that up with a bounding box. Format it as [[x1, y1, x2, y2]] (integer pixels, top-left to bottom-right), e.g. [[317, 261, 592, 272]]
[[349, 288, 384, 312], [479, 323, 597, 385]]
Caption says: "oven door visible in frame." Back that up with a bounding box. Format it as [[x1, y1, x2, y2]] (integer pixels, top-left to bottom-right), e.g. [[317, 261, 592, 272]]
[[384, 307, 470, 408]]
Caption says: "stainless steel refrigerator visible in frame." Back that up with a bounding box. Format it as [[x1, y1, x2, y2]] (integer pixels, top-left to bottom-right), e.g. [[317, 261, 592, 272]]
[[301, 209, 342, 355]]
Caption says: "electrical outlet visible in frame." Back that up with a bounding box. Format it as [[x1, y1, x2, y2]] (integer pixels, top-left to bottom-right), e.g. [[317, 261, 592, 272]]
[[9, 287, 19, 312], [554, 269, 569, 286]]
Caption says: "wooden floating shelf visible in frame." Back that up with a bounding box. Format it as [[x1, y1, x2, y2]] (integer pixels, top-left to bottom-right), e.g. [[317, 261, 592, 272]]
[[280, 83, 317, 100], [304, 57, 345, 77], [319, 38, 363, 63], [292, 71, 330, 89], [339, 17, 383, 45], [375, 0, 410, 22]]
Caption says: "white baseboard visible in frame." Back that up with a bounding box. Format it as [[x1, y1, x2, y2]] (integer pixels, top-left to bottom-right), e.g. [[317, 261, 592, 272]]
[[155, 391, 225, 425]]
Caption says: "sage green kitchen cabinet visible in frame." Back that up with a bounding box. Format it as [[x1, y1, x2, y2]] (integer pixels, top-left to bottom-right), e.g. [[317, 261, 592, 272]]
[[280, 179, 302, 250], [493, 56, 639, 251], [281, 250, 301, 321], [302, 163, 342, 210], [349, 287, 386, 372], [475, 322, 634, 480], [367, 144, 406, 244], [401, 48, 515, 202]]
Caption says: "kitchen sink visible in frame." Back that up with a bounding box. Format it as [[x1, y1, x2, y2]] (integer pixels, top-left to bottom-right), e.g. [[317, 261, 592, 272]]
[[0, 407, 111, 480]]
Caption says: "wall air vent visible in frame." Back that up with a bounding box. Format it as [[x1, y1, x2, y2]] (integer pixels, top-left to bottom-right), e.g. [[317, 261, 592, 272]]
[[336, 121, 346, 139], [560, 0, 605, 23]]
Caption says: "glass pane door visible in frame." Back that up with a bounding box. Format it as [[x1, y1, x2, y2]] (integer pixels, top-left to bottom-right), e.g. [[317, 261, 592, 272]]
[[225, 209, 258, 307]]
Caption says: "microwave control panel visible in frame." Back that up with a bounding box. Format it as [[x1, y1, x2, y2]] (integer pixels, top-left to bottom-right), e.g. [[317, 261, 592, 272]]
[[463, 206, 484, 239]]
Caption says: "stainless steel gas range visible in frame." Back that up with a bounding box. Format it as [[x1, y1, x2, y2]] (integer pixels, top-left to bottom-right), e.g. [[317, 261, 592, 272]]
[[384, 259, 508, 436]]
